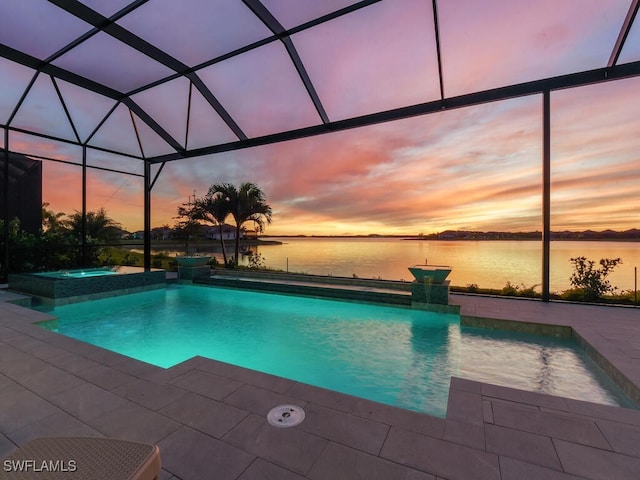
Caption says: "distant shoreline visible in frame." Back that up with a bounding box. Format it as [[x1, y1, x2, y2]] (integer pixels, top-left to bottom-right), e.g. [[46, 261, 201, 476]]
[[143, 238, 283, 249], [401, 237, 640, 242], [263, 230, 640, 241]]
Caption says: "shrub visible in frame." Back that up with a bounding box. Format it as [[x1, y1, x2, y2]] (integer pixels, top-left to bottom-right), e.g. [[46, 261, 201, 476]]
[[247, 252, 266, 269], [569, 256, 622, 301], [518, 284, 540, 298], [466, 283, 479, 293], [121, 253, 137, 266], [501, 281, 519, 296], [500, 282, 540, 298]]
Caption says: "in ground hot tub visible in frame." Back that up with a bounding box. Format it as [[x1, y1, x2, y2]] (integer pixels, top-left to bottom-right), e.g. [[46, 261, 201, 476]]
[[37, 268, 120, 279], [9, 266, 166, 305]]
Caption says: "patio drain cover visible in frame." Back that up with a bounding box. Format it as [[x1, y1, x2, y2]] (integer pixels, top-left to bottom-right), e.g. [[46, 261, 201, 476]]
[[267, 405, 305, 428]]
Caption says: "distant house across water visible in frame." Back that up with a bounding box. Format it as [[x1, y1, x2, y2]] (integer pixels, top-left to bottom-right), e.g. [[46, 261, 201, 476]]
[[202, 224, 237, 241], [127, 224, 248, 241]]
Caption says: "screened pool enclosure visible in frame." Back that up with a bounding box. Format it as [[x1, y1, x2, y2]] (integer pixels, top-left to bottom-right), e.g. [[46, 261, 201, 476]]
[[1, 0, 639, 300]]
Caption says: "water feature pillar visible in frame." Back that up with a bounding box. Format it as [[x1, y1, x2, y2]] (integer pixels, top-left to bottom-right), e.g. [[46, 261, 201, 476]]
[[176, 256, 212, 281], [408, 265, 451, 307], [410, 279, 450, 305]]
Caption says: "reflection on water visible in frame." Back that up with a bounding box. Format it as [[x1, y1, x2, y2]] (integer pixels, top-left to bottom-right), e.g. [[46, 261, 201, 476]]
[[536, 347, 555, 392], [393, 318, 455, 414]]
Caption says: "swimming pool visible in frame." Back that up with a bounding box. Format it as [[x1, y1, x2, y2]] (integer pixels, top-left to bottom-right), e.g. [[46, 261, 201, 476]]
[[37, 284, 635, 417]]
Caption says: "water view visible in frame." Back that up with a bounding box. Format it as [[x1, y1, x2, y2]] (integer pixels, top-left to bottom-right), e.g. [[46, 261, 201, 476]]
[[152, 238, 640, 293]]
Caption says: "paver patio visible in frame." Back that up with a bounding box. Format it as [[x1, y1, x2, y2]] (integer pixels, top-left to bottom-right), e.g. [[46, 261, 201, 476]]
[[1, 287, 639, 479]]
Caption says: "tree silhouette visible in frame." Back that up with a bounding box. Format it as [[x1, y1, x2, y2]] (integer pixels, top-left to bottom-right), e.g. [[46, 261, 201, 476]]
[[204, 182, 272, 266], [194, 191, 233, 265], [174, 199, 202, 255], [65, 208, 122, 243]]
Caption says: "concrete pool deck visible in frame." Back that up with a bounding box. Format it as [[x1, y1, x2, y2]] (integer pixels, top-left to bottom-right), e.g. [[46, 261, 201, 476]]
[[1, 289, 639, 479]]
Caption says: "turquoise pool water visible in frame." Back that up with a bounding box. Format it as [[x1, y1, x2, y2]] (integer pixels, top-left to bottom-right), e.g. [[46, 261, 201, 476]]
[[36, 268, 119, 278], [38, 285, 635, 416]]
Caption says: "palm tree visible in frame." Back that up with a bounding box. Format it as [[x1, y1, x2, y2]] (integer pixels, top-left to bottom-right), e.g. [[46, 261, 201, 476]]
[[206, 182, 272, 266], [193, 191, 233, 265], [41, 203, 66, 234], [64, 208, 122, 266], [65, 208, 122, 244]]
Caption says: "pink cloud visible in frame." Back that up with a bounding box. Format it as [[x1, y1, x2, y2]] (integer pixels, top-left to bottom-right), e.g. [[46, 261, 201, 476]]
[[438, 0, 630, 95], [4, 1, 638, 235], [141, 79, 639, 236], [42, 163, 83, 215], [292, 0, 440, 120]]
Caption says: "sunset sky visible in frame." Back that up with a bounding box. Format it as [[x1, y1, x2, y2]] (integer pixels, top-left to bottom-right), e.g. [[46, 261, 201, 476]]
[[1, 0, 639, 235]]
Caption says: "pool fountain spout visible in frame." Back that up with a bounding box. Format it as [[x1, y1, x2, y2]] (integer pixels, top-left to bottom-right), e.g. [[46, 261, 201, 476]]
[[408, 263, 452, 309]]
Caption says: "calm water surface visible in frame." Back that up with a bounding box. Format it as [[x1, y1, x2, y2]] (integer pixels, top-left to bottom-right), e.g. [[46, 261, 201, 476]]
[[150, 238, 639, 292], [246, 238, 640, 293]]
